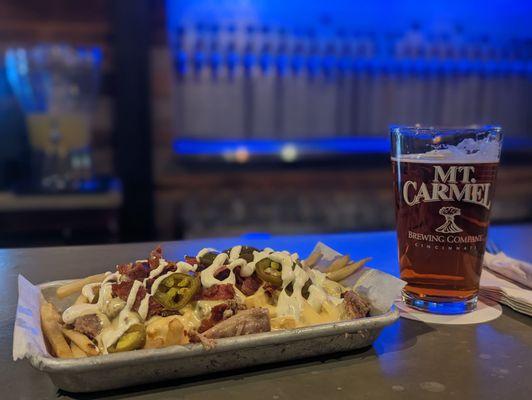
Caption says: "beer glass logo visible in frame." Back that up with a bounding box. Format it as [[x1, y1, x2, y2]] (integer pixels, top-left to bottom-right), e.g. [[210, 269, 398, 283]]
[[435, 206, 463, 234], [402, 165, 492, 210]]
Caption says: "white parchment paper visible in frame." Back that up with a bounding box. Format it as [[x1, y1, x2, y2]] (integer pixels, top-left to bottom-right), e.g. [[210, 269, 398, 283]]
[[13, 275, 48, 360], [310, 242, 406, 315]]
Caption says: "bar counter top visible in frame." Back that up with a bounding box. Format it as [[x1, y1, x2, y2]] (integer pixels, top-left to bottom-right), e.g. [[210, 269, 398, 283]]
[[2, 225, 531, 399]]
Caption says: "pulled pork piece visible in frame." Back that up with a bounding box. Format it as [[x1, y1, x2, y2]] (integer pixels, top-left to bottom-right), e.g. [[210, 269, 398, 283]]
[[188, 331, 216, 350], [234, 266, 262, 296], [198, 300, 246, 333], [73, 314, 104, 339], [197, 308, 271, 340], [342, 290, 370, 319], [196, 283, 235, 300]]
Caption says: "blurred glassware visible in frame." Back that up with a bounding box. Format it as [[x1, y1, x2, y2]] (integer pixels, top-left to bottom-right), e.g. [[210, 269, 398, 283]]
[[5, 44, 102, 192]]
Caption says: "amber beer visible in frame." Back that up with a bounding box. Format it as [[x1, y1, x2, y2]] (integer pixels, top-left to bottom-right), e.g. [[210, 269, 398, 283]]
[[390, 126, 502, 313]]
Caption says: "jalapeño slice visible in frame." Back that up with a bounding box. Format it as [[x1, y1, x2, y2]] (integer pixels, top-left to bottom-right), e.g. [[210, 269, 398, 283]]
[[108, 323, 146, 353], [256, 258, 283, 286], [153, 272, 200, 310]]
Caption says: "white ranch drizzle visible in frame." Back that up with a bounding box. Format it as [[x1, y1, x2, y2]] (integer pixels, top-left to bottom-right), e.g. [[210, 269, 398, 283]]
[[146, 260, 168, 281], [276, 263, 308, 320], [196, 247, 217, 262], [103, 271, 119, 284], [269, 252, 295, 284], [240, 248, 273, 277], [97, 282, 114, 309], [62, 303, 100, 324], [175, 261, 197, 274], [229, 245, 242, 261], [307, 285, 328, 312], [63, 258, 179, 327], [100, 280, 142, 352], [306, 268, 343, 308], [78, 271, 117, 304], [81, 283, 100, 303], [200, 253, 229, 288], [138, 295, 150, 320], [62, 280, 116, 324]]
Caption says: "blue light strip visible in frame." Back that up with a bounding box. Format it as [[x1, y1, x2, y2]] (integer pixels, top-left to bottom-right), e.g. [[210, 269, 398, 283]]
[[412, 298, 472, 315], [173, 137, 391, 157], [172, 136, 532, 159]]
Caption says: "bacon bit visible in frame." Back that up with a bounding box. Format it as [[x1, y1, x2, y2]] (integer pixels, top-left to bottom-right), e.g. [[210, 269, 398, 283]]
[[263, 282, 279, 298], [185, 256, 198, 265], [148, 246, 163, 269], [111, 281, 174, 319], [234, 266, 262, 296], [144, 277, 156, 292], [147, 297, 165, 318], [117, 261, 150, 282], [163, 262, 178, 274], [197, 284, 235, 300], [112, 281, 147, 310], [185, 255, 213, 272]]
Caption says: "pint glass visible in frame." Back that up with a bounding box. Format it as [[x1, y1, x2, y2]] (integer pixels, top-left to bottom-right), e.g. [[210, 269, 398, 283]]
[[390, 126, 502, 314]]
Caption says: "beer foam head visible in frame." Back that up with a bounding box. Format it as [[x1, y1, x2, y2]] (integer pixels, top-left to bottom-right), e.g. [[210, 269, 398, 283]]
[[397, 137, 501, 163]]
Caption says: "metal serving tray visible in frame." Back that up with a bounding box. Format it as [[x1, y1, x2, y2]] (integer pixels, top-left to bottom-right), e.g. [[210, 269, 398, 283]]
[[31, 280, 399, 393]]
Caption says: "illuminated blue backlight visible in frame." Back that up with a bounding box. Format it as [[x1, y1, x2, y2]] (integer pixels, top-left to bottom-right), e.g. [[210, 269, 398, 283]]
[[240, 232, 272, 240], [167, 0, 532, 40], [172, 137, 532, 160], [411, 298, 476, 315], [173, 137, 390, 158]]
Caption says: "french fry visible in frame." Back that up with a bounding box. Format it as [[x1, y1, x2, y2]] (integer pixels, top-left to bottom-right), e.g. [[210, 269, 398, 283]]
[[62, 329, 100, 356], [56, 273, 106, 299], [144, 316, 187, 349], [74, 294, 88, 305], [325, 255, 350, 273], [70, 342, 88, 358], [303, 251, 323, 268], [327, 257, 372, 282], [40, 301, 73, 358], [270, 315, 297, 330]]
